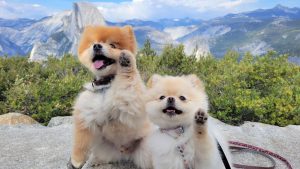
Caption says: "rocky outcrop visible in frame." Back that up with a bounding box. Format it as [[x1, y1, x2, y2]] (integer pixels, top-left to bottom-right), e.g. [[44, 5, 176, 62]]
[[0, 116, 299, 169], [0, 112, 39, 125], [47, 116, 73, 127], [29, 2, 106, 61]]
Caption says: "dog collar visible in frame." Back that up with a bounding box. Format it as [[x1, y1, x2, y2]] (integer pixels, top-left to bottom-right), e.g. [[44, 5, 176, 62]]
[[92, 74, 115, 86], [84, 74, 115, 92], [160, 126, 185, 139]]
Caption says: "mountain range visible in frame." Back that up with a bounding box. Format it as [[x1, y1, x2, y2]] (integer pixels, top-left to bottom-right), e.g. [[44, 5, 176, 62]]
[[0, 3, 299, 60]]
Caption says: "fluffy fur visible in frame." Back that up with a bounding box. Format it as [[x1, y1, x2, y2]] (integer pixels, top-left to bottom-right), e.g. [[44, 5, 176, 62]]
[[145, 74, 232, 169], [70, 25, 152, 169]]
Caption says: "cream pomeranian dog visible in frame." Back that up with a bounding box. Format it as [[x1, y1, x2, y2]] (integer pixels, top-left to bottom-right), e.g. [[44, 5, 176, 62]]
[[145, 74, 232, 169], [68, 25, 152, 169]]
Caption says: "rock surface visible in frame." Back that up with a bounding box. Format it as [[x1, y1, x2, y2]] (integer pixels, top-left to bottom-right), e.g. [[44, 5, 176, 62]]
[[0, 116, 299, 169], [0, 112, 39, 125], [47, 116, 73, 127]]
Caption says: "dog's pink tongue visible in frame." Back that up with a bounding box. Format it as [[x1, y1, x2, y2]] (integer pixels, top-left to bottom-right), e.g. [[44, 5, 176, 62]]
[[167, 109, 175, 113], [93, 60, 104, 69]]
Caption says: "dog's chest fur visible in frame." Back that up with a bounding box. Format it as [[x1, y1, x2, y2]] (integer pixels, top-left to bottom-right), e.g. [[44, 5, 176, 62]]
[[74, 81, 147, 146], [148, 127, 195, 169]]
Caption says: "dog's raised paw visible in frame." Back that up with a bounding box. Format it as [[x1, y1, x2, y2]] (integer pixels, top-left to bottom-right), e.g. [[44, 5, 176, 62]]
[[195, 109, 208, 125], [119, 52, 131, 67]]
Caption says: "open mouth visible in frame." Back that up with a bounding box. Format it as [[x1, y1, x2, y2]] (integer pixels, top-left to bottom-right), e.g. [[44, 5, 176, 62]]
[[92, 53, 115, 70], [163, 106, 183, 116]]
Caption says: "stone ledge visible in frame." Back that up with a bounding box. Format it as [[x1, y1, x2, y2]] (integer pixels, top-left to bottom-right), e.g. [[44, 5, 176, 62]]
[[0, 115, 299, 169]]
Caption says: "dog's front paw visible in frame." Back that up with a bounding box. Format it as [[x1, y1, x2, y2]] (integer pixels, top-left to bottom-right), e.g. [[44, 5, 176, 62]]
[[119, 51, 132, 67], [194, 109, 208, 135], [195, 109, 208, 125]]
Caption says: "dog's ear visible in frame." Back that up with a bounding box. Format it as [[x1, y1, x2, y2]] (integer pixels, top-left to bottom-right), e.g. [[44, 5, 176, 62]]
[[122, 25, 137, 55], [147, 74, 162, 88], [185, 74, 205, 90], [78, 25, 94, 56]]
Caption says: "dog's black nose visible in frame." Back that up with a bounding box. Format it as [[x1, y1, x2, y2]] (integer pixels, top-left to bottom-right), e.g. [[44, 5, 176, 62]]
[[93, 44, 102, 51], [167, 97, 175, 104]]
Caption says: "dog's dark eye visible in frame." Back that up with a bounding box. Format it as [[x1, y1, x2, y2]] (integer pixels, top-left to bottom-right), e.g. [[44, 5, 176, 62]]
[[159, 96, 165, 100], [179, 96, 186, 101], [110, 43, 116, 49]]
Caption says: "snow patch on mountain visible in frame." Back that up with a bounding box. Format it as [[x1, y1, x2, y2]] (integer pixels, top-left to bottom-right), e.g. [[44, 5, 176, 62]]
[[179, 25, 231, 42], [202, 26, 231, 37], [271, 17, 291, 27], [177, 25, 231, 58], [282, 34, 288, 39], [163, 25, 198, 40], [182, 36, 210, 59], [295, 34, 300, 40], [134, 26, 176, 51], [237, 40, 273, 55]]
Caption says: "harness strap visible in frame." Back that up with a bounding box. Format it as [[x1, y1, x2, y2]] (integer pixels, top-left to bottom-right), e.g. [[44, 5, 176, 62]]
[[177, 143, 193, 169]]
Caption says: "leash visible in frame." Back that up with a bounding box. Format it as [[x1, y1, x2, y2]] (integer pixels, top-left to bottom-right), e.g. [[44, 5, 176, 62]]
[[229, 141, 293, 169], [217, 140, 232, 169], [230, 145, 275, 169]]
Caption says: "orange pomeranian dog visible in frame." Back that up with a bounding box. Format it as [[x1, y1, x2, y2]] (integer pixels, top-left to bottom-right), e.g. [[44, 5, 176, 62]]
[[68, 26, 152, 169]]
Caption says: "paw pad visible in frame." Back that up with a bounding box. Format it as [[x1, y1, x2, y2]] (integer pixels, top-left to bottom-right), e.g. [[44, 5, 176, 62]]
[[119, 52, 131, 67], [195, 110, 208, 125]]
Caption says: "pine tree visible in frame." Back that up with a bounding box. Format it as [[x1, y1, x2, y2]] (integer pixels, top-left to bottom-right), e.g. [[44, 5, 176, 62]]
[[139, 38, 156, 57]]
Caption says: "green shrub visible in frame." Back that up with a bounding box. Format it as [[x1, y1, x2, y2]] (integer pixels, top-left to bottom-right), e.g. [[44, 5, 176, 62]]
[[1, 55, 90, 124], [0, 44, 299, 126]]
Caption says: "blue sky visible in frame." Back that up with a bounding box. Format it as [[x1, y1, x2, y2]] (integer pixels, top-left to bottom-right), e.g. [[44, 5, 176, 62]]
[[0, 0, 300, 21]]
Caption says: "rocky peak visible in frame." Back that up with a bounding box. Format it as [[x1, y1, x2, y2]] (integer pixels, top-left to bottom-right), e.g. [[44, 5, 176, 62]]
[[29, 2, 106, 61], [274, 4, 289, 10], [71, 2, 106, 33]]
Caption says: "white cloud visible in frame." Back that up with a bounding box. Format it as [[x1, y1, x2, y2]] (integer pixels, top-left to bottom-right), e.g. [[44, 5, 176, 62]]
[[94, 0, 257, 22], [0, 0, 257, 21], [32, 4, 41, 8], [0, 0, 54, 19], [0, 0, 6, 5], [219, 0, 256, 8]]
